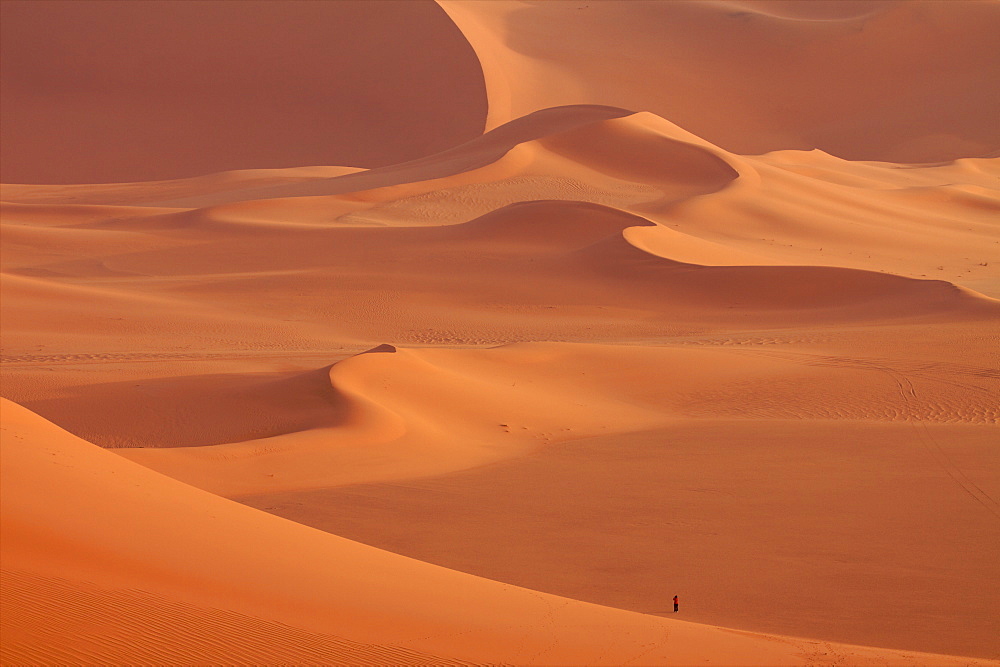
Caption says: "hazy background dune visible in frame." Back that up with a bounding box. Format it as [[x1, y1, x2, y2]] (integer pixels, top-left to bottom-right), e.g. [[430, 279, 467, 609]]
[[442, 0, 1000, 162], [0, 0, 486, 183]]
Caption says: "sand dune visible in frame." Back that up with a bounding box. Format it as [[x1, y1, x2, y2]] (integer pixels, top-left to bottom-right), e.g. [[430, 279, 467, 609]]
[[116, 343, 673, 495], [13, 327, 994, 506], [4, 105, 996, 284], [8, 108, 994, 291], [0, 104, 720, 210], [5, 105, 996, 354], [4, 398, 994, 666], [0, 1, 485, 184], [4, 193, 994, 369], [2, 0, 998, 664], [441, 0, 1000, 162]]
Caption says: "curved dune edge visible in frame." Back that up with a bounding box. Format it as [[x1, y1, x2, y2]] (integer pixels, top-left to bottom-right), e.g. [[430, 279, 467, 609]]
[[110, 337, 1000, 498], [3, 106, 995, 293], [116, 342, 673, 496], [0, 106, 740, 214], [438, 0, 1000, 162], [7, 183, 994, 368], [3, 398, 994, 667]]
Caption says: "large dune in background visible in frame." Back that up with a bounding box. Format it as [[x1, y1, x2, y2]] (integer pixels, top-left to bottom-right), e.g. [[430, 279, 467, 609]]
[[2, 0, 999, 664], [441, 0, 1000, 162], [0, 0, 486, 183]]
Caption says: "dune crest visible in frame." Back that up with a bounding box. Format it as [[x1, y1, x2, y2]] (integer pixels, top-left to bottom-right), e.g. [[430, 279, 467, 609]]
[[107, 338, 1000, 502], [117, 343, 673, 495], [441, 0, 1000, 162], [7, 104, 994, 295]]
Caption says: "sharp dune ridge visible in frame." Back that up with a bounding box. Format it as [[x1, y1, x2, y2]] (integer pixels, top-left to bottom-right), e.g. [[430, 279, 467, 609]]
[[2, 0, 999, 665]]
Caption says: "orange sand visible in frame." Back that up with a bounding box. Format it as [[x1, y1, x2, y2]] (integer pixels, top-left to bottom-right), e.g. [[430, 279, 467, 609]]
[[2, 0, 998, 665]]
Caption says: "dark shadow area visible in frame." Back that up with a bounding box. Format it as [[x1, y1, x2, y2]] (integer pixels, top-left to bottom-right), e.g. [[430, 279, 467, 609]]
[[18, 366, 347, 449], [0, 0, 487, 183]]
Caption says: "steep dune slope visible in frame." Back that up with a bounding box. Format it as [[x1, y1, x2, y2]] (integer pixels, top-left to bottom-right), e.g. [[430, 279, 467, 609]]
[[441, 0, 1000, 162], [9, 398, 986, 666], [105, 338, 999, 498], [0, 0, 486, 183]]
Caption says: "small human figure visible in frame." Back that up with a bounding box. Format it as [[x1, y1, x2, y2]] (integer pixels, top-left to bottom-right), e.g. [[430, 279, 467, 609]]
[[673, 595, 679, 613]]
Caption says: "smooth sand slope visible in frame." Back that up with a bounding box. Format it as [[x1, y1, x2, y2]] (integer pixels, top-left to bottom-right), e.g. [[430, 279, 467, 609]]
[[104, 335, 995, 657], [0, 0, 486, 183], [10, 398, 994, 666], [2, 0, 999, 664], [441, 0, 1000, 162], [4, 329, 998, 660]]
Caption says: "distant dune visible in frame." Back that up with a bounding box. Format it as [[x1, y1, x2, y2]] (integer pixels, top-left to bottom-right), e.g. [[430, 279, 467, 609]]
[[0, 0, 486, 183], [442, 0, 1000, 162], [2, 1, 998, 665]]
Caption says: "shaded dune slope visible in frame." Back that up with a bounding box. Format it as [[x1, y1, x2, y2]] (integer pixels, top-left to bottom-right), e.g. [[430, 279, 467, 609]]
[[0, 0, 486, 184], [83, 340, 1000, 499], [0, 105, 726, 209], [16, 364, 350, 450]]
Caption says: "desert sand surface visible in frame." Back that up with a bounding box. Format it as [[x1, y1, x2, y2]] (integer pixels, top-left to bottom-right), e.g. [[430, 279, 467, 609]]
[[2, 0, 999, 665]]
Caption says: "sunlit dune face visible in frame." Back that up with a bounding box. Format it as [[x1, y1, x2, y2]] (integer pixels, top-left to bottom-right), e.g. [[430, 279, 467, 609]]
[[442, 0, 1000, 162]]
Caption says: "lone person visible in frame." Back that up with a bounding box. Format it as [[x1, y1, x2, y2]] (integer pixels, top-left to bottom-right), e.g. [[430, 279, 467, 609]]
[[673, 595, 679, 613]]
